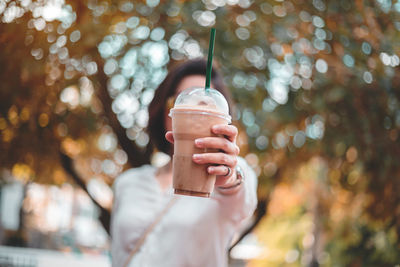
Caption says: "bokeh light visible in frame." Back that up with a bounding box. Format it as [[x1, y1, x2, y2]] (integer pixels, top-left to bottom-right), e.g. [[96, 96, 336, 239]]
[[1, 0, 400, 265]]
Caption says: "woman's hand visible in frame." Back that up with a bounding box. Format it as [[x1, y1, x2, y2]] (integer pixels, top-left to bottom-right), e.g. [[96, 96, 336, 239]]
[[165, 124, 240, 188]]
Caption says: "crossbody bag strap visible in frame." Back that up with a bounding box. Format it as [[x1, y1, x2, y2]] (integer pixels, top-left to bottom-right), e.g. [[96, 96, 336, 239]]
[[123, 197, 178, 267]]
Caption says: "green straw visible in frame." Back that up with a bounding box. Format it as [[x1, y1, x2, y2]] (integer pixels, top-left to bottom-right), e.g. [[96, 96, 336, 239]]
[[205, 28, 216, 91]]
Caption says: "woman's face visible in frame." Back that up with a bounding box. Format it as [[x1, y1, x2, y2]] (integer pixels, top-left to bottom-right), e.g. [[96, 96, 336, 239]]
[[164, 75, 211, 132]]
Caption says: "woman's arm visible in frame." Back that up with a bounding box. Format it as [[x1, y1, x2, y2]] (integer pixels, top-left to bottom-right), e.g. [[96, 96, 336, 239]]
[[166, 124, 258, 224], [212, 157, 258, 224], [192, 124, 257, 223]]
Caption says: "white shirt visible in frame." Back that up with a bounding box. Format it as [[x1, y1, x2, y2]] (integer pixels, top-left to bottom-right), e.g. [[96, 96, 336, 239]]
[[111, 157, 258, 267]]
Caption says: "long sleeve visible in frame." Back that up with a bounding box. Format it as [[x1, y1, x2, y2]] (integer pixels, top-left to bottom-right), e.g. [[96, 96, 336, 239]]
[[111, 166, 162, 267], [211, 157, 258, 226], [111, 162, 257, 267]]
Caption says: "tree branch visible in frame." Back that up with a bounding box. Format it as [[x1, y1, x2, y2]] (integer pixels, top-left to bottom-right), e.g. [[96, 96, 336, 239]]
[[59, 151, 111, 235], [94, 60, 152, 168]]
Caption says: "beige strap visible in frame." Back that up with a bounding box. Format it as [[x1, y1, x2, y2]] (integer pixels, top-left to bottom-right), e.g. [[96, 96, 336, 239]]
[[123, 197, 177, 267]]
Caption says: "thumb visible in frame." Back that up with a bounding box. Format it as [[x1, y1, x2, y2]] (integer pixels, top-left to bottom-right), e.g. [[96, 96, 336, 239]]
[[165, 131, 174, 144]]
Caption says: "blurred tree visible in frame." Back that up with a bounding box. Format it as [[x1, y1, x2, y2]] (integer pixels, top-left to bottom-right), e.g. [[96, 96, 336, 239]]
[[0, 0, 399, 265]]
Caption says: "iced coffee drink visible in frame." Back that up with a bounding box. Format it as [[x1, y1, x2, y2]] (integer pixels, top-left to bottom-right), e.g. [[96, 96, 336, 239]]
[[169, 87, 231, 197]]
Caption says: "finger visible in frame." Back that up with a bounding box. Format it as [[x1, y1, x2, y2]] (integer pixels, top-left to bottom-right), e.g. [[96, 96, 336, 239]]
[[165, 131, 174, 144], [195, 137, 239, 155], [211, 124, 238, 142], [207, 165, 231, 176], [192, 153, 237, 167], [214, 173, 235, 187]]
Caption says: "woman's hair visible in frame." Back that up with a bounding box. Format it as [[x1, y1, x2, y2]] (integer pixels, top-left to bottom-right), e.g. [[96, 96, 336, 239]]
[[147, 58, 233, 155]]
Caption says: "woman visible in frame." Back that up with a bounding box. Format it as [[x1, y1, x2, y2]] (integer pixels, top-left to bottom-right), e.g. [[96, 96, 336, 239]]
[[111, 59, 258, 267]]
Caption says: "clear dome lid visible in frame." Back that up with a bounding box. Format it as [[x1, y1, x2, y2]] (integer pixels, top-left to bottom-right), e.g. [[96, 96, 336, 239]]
[[171, 87, 230, 120]]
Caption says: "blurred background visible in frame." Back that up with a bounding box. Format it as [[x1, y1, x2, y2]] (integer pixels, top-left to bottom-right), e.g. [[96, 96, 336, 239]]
[[1, 0, 400, 266]]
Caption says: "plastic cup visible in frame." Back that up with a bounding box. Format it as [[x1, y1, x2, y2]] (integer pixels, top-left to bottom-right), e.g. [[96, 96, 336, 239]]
[[169, 87, 231, 197]]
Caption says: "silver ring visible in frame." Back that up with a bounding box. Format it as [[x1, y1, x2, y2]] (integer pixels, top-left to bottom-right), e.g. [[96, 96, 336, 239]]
[[224, 166, 231, 177]]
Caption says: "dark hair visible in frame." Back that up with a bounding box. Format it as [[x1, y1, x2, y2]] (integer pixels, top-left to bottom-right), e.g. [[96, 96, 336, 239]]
[[147, 58, 233, 155]]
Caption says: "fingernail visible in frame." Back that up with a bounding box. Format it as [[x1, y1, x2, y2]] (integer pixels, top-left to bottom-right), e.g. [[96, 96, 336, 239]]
[[208, 166, 214, 172], [195, 139, 203, 146], [193, 154, 201, 160]]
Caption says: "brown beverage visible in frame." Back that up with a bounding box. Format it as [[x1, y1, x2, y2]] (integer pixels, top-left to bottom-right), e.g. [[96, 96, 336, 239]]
[[169, 87, 231, 197], [171, 107, 230, 197]]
